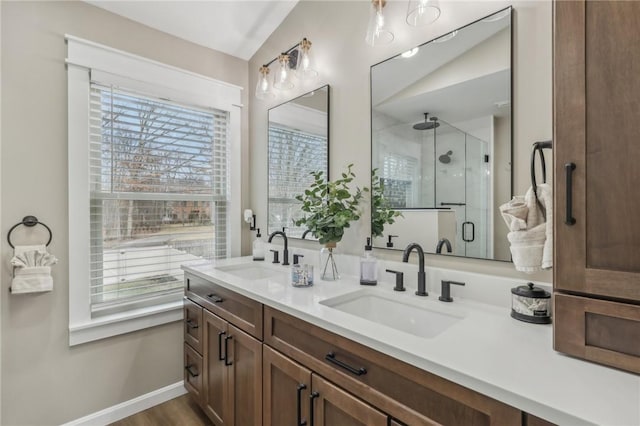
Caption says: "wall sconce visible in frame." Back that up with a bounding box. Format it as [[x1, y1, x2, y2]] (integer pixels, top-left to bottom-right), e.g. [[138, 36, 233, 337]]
[[244, 209, 256, 230], [254, 38, 318, 100]]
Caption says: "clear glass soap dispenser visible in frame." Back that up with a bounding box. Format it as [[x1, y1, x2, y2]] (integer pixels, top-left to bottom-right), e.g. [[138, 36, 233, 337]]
[[360, 237, 378, 285], [252, 228, 265, 261]]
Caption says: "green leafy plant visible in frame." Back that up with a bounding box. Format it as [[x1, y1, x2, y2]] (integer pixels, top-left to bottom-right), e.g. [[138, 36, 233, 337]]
[[371, 168, 402, 238], [294, 164, 366, 245]]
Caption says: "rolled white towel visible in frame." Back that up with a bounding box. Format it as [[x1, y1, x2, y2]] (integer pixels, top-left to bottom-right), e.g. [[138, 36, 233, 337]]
[[500, 196, 529, 231]]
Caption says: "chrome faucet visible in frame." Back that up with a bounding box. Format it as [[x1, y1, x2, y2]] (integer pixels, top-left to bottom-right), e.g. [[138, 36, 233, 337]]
[[268, 231, 289, 266], [402, 243, 428, 296], [436, 238, 452, 254]]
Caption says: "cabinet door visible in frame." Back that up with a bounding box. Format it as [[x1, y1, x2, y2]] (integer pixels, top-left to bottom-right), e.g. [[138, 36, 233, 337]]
[[310, 374, 387, 426], [227, 324, 262, 426], [263, 345, 312, 426], [554, 0, 640, 302], [202, 310, 229, 426]]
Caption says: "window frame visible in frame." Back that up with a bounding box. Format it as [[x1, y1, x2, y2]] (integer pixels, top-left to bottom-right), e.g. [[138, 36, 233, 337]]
[[67, 35, 242, 346]]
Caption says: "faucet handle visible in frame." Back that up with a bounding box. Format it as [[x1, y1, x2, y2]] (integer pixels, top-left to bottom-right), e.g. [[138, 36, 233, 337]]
[[439, 280, 465, 302], [385, 269, 405, 292], [270, 249, 280, 264], [293, 254, 304, 265], [386, 235, 398, 248]]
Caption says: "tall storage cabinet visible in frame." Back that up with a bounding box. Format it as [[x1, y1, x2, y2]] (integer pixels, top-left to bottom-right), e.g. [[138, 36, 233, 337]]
[[553, 0, 640, 374]]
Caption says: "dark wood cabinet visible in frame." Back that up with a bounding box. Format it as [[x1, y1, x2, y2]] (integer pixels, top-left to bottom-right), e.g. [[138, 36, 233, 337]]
[[185, 273, 555, 425], [264, 306, 521, 426], [184, 274, 262, 425], [263, 345, 386, 426], [554, 0, 640, 374]]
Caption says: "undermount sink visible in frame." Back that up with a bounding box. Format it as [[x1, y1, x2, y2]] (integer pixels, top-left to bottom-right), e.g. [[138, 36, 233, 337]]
[[216, 263, 287, 280], [321, 290, 465, 338]]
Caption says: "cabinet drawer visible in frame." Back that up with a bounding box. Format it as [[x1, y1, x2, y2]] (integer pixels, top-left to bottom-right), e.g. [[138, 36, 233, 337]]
[[186, 273, 263, 340], [264, 306, 520, 426], [184, 342, 203, 403], [184, 298, 203, 353], [554, 293, 640, 374]]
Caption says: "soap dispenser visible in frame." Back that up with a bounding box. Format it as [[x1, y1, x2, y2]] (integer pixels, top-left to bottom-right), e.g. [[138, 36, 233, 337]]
[[252, 228, 265, 261], [360, 237, 378, 285]]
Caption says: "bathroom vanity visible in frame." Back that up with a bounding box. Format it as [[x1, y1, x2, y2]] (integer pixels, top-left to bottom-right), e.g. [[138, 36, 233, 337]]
[[181, 257, 639, 426]]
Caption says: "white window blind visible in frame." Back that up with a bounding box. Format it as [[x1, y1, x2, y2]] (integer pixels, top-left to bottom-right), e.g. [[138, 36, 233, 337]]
[[89, 83, 229, 313], [268, 125, 327, 233]]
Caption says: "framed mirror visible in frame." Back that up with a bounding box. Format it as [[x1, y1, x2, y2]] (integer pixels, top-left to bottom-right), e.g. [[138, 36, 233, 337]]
[[268, 85, 330, 239], [371, 8, 512, 261]]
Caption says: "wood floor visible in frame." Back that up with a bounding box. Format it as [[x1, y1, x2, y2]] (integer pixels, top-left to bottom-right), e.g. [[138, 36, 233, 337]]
[[110, 395, 212, 426]]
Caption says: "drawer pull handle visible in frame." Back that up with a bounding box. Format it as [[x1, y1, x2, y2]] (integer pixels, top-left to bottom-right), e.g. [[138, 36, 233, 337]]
[[218, 331, 226, 361], [207, 293, 223, 303], [565, 162, 576, 225], [224, 335, 233, 366], [309, 392, 319, 426], [184, 365, 199, 378], [296, 384, 307, 426], [185, 319, 199, 329], [325, 352, 367, 376]]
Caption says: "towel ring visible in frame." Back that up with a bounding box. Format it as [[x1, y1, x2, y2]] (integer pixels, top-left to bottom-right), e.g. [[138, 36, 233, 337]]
[[7, 216, 53, 249]]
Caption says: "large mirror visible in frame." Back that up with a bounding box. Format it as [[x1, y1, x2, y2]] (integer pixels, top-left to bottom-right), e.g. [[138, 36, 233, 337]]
[[268, 85, 330, 239], [371, 8, 512, 261]]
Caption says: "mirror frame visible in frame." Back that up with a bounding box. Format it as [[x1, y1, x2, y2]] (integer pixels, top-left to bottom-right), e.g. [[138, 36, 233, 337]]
[[267, 84, 330, 240], [369, 7, 513, 262]]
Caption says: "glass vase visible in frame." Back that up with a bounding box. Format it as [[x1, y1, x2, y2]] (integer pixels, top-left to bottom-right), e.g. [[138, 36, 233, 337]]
[[319, 242, 340, 281]]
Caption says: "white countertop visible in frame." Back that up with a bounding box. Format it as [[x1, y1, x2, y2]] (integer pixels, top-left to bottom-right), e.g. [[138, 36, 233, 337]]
[[183, 256, 640, 426]]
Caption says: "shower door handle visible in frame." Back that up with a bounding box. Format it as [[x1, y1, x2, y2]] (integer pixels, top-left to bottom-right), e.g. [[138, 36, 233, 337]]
[[462, 221, 475, 242], [565, 163, 576, 225]]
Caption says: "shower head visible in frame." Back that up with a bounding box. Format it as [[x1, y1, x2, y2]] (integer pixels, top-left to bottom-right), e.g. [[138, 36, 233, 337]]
[[413, 113, 440, 130], [439, 150, 453, 164]]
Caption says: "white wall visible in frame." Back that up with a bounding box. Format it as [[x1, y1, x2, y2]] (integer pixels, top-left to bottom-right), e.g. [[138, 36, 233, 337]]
[[249, 1, 552, 282], [0, 2, 248, 424]]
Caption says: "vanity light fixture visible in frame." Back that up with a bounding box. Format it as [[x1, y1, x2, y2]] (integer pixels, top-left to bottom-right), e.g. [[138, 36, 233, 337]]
[[401, 47, 419, 58], [254, 38, 318, 100], [406, 0, 441, 27], [366, 0, 394, 46]]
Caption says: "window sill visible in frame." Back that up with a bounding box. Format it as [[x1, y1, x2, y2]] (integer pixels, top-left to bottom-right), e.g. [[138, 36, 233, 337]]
[[69, 300, 183, 346]]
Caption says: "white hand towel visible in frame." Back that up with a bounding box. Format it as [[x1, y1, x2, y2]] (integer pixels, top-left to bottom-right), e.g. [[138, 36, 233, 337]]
[[10, 245, 57, 294], [503, 184, 553, 273]]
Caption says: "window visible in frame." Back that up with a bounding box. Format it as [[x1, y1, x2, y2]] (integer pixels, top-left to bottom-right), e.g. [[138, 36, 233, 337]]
[[381, 153, 418, 208], [67, 36, 241, 345], [89, 85, 229, 315]]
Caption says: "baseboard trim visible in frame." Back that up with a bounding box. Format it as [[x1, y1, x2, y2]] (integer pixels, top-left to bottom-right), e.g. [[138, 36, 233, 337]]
[[62, 381, 187, 426]]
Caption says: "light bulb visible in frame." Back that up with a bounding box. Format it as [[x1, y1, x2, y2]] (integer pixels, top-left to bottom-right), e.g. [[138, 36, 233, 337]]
[[273, 54, 294, 90]]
